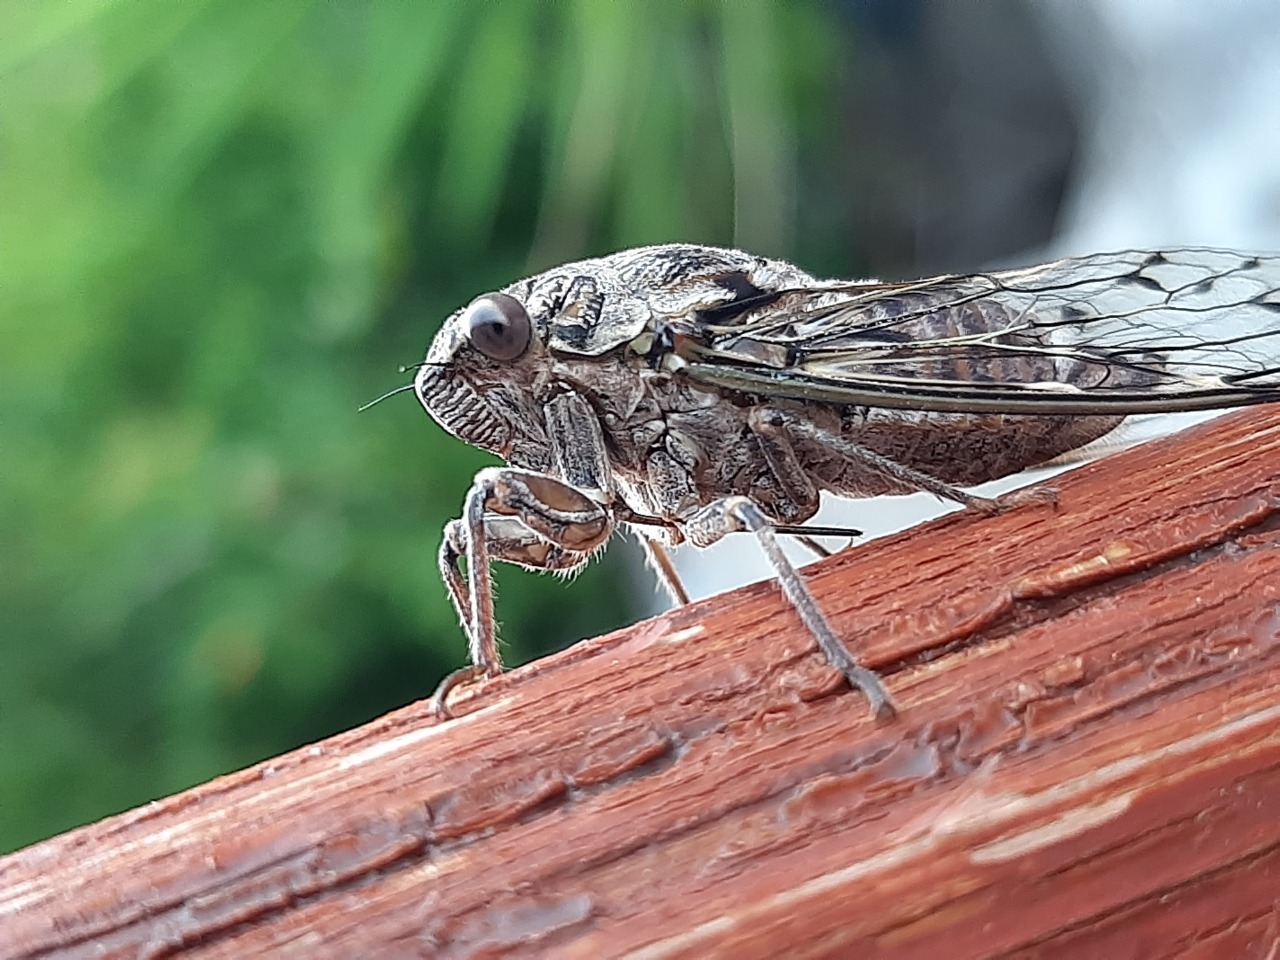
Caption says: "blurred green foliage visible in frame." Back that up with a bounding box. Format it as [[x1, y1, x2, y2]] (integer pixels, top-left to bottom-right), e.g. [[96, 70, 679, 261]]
[[0, 1, 857, 852]]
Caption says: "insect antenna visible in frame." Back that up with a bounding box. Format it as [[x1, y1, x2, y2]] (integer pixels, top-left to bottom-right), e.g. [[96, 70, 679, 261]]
[[357, 383, 416, 413]]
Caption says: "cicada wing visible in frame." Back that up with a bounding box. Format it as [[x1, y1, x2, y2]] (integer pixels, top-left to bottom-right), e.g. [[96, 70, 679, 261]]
[[689, 248, 1280, 415]]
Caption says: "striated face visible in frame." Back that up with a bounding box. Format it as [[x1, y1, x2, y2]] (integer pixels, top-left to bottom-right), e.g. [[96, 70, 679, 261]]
[[415, 243, 820, 470], [415, 291, 539, 461]]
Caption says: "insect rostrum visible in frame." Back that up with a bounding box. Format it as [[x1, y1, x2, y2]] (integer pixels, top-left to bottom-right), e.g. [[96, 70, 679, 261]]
[[415, 244, 1280, 718]]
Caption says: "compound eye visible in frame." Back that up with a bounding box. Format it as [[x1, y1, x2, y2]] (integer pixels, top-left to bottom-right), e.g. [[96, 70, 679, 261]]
[[463, 293, 532, 361]]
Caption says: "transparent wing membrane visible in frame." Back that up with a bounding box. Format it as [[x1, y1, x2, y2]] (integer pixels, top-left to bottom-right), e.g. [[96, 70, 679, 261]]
[[687, 249, 1280, 414]]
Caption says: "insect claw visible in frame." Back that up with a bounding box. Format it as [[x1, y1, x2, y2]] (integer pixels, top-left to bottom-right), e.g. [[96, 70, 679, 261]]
[[960, 494, 1003, 516], [978, 485, 1060, 515], [429, 664, 492, 720], [835, 663, 898, 721], [1005, 486, 1061, 510]]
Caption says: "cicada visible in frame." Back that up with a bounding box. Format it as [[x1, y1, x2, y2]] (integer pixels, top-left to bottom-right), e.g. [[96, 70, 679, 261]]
[[410, 245, 1280, 717]]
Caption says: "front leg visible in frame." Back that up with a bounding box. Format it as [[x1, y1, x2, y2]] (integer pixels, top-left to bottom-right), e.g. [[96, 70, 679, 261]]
[[433, 466, 612, 715]]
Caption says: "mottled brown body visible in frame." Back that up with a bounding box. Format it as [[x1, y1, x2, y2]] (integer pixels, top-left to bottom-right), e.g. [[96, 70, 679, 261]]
[[413, 242, 1280, 713]]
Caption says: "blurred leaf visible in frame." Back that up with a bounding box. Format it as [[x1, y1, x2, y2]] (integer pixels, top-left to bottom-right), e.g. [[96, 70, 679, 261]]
[[0, 0, 853, 853]]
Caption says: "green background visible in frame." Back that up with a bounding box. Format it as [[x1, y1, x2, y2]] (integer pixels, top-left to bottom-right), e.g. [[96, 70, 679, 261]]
[[0, 2, 875, 853]]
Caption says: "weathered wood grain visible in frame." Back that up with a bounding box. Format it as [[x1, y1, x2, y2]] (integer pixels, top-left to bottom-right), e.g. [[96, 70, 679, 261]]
[[2, 407, 1278, 959]]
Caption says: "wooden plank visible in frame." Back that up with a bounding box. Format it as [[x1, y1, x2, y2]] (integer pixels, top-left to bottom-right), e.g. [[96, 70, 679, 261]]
[[2, 407, 1278, 960]]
